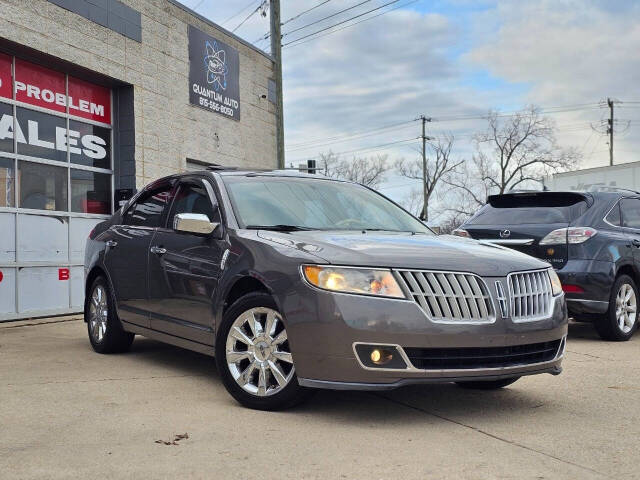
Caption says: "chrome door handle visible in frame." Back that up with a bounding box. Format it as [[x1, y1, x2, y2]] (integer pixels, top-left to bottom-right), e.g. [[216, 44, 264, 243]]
[[105, 240, 117, 249], [150, 246, 167, 255]]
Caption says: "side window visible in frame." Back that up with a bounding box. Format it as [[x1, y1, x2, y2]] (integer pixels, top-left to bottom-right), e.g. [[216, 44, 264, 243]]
[[605, 202, 622, 227], [167, 182, 219, 229], [621, 198, 640, 229], [123, 187, 173, 228]]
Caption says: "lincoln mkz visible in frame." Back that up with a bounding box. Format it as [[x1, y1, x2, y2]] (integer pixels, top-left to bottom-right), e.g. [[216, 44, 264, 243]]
[[84, 168, 568, 410]]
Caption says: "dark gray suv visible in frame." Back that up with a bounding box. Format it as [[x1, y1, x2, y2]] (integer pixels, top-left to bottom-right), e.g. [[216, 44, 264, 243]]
[[84, 169, 568, 410]]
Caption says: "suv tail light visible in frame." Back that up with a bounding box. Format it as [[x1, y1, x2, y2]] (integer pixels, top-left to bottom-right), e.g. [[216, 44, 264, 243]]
[[452, 228, 471, 238], [539, 227, 597, 245]]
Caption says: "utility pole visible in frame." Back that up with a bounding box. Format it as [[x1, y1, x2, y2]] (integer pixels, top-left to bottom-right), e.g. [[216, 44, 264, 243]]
[[270, 0, 285, 169], [419, 115, 432, 221], [607, 98, 614, 166]]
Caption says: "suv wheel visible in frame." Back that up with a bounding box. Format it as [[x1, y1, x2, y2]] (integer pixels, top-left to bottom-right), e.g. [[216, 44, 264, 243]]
[[85, 277, 134, 353], [456, 377, 520, 390], [595, 274, 638, 341], [216, 292, 311, 410]]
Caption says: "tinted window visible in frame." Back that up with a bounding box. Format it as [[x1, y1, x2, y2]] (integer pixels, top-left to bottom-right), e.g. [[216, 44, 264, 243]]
[[18, 161, 68, 211], [71, 169, 111, 214], [621, 198, 640, 229], [124, 187, 173, 227], [605, 202, 622, 227], [16, 108, 67, 162], [0, 157, 15, 207], [168, 182, 218, 228], [223, 177, 431, 233], [69, 120, 111, 169], [0, 102, 14, 153]]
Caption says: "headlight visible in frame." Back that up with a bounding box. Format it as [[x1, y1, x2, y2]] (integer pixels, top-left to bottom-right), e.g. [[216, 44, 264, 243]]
[[548, 268, 562, 296], [302, 265, 406, 298]]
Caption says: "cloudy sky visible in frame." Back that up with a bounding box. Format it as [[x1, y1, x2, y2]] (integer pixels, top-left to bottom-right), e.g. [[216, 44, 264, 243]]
[[187, 0, 640, 220]]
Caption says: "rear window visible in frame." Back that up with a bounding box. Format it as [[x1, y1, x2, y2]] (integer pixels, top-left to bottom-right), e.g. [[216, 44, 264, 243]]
[[467, 193, 589, 226]]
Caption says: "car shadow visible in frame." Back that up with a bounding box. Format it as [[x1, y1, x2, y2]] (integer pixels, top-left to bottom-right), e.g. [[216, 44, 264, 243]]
[[121, 337, 552, 425], [567, 320, 602, 341]]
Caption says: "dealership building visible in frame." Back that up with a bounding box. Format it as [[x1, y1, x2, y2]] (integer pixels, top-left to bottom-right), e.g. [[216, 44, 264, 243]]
[[0, 0, 278, 320]]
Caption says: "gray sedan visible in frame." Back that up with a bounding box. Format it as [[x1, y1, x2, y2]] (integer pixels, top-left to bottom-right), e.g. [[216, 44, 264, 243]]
[[84, 169, 568, 410]]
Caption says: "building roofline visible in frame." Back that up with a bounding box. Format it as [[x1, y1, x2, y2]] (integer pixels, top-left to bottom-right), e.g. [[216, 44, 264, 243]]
[[166, 0, 275, 63], [554, 160, 640, 177]]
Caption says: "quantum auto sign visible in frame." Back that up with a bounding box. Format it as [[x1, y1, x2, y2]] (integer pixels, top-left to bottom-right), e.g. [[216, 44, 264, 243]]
[[188, 25, 240, 121]]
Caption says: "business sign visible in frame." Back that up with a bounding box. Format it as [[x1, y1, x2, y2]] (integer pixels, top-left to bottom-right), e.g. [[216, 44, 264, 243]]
[[188, 25, 240, 121], [0, 58, 112, 124]]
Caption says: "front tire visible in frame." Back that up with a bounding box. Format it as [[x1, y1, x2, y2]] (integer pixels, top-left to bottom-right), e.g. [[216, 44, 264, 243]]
[[595, 275, 638, 341], [456, 377, 520, 390], [215, 292, 311, 410], [85, 276, 134, 354]]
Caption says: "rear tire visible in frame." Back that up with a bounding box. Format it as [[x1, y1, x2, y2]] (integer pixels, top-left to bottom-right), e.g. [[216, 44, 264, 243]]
[[456, 377, 520, 390], [215, 292, 312, 410], [85, 276, 134, 354], [594, 275, 638, 341]]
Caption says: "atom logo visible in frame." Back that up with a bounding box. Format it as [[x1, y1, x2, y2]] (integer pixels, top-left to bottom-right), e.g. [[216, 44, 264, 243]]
[[203, 40, 228, 91]]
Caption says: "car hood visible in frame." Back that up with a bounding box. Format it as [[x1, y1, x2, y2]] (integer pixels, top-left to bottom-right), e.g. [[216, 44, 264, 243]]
[[256, 230, 550, 277]]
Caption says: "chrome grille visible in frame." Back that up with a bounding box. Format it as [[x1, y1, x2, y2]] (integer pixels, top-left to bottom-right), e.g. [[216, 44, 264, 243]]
[[508, 270, 553, 322], [395, 270, 494, 323]]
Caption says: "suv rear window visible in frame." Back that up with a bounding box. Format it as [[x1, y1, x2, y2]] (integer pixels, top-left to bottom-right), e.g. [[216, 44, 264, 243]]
[[467, 193, 589, 225]]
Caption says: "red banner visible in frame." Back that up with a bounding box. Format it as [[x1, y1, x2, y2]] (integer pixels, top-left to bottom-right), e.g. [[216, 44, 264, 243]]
[[12, 58, 111, 124], [0, 53, 12, 100], [14, 58, 66, 114], [68, 76, 111, 124]]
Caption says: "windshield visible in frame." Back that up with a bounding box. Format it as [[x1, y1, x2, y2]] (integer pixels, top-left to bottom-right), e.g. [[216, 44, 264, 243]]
[[223, 176, 432, 233]]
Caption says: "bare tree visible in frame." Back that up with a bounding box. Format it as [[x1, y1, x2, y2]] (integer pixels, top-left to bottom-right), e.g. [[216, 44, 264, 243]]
[[318, 152, 390, 188], [445, 106, 578, 214], [395, 134, 463, 221]]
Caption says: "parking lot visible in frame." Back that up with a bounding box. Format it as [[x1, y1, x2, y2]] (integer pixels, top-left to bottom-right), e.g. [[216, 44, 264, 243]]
[[1, 317, 638, 480]]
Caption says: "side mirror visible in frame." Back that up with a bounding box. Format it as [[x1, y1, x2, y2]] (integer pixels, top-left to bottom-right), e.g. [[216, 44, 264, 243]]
[[173, 213, 218, 235]]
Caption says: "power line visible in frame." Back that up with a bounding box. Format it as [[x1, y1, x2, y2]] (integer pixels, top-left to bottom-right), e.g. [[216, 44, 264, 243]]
[[282, 0, 374, 38], [256, 0, 334, 42], [282, 0, 402, 46], [283, 0, 419, 49], [232, 1, 266, 33], [191, 0, 206, 11], [290, 137, 419, 163], [221, 0, 260, 26], [286, 123, 416, 152]]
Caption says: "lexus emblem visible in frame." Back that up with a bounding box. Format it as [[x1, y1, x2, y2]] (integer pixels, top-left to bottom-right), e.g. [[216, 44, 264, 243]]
[[499, 229, 511, 238]]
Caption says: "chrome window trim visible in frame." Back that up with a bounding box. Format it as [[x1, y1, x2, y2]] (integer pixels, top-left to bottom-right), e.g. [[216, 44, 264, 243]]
[[603, 199, 623, 229]]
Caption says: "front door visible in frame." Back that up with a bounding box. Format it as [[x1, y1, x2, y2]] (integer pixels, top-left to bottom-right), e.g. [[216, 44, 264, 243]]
[[147, 178, 225, 345], [102, 184, 174, 328]]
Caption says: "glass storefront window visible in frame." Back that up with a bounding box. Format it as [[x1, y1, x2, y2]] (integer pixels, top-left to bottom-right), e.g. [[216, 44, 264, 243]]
[[16, 107, 67, 163], [69, 120, 111, 169], [71, 169, 111, 214], [18, 161, 68, 211], [0, 102, 14, 153], [0, 157, 15, 207]]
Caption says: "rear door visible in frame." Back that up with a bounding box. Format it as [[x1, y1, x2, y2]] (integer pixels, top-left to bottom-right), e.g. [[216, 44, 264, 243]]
[[463, 192, 590, 268], [620, 197, 640, 264], [146, 177, 224, 345], [102, 184, 174, 327]]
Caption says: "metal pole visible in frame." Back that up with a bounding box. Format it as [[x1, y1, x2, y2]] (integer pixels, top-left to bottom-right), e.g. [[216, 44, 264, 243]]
[[270, 0, 285, 169], [607, 98, 614, 166]]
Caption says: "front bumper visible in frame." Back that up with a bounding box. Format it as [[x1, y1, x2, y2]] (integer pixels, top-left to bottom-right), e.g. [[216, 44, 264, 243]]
[[282, 276, 568, 390], [556, 259, 614, 315]]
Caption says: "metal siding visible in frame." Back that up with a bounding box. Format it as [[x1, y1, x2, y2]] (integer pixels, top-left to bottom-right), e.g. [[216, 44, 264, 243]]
[[17, 214, 69, 263], [0, 213, 16, 262], [0, 267, 16, 315], [70, 217, 102, 263], [70, 266, 85, 309], [18, 267, 69, 313]]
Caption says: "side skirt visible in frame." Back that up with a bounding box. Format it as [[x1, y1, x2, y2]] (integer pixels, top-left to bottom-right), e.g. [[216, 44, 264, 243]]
[[122, 321, 215, 357]]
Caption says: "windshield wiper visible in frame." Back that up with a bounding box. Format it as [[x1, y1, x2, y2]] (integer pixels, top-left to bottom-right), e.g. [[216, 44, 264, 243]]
[[245, 224, 314, 232]]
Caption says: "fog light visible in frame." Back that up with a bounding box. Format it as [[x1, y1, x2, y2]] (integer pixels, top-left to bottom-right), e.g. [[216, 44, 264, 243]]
[[370, 348, 393, 365]]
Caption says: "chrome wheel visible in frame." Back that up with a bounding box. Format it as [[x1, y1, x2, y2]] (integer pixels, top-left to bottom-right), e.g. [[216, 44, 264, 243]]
[[89, 285, 108, 343], [616, 283, 637, 334], [225, 307, 295, 397]]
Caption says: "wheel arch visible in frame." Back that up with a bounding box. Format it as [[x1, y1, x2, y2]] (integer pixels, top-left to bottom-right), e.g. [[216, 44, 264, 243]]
[[616, 263, 639, 286]]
